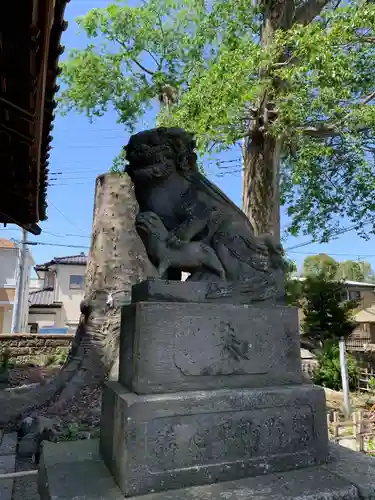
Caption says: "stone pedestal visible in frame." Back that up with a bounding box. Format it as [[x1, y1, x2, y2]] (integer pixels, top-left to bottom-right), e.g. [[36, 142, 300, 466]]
[[100, 280, 329, 498]]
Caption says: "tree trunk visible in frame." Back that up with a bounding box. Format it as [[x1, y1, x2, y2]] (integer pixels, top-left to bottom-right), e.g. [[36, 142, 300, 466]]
[[0, 173, 154, 425], [241, 0, 295, 242], [242, 134, 281, 241]]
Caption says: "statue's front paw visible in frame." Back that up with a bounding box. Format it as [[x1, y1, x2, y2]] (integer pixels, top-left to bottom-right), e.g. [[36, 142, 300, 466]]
[[136, 212, 157, 231], [166, 233, 183, 248]]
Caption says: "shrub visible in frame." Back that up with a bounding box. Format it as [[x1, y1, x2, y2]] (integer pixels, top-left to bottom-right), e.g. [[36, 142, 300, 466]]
[[0, 349, 13, 372], [43, 348, 69, 367], [312, 343, 359, 391]]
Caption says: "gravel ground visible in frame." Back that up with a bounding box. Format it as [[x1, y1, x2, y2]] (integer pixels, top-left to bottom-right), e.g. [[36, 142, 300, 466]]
[[1, 365, 103, 499], [7, 364, 102, 437], [8, 366, 60, 387]]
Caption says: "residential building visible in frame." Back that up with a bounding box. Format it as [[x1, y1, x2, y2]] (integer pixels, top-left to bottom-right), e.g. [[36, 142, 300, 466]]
[[342, 280, 375, 309], [0, 238, 34, 333], [338, 280, 375, 351], [28, 253, 87, 334]]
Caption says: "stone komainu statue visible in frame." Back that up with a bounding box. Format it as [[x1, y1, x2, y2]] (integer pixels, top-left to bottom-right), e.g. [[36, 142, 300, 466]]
[[124, 127, 284, 302]]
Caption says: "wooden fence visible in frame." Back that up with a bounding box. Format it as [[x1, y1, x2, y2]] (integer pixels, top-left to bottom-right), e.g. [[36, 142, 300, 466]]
[[357, 367, 375, 392], [327, 410, 375, 455]]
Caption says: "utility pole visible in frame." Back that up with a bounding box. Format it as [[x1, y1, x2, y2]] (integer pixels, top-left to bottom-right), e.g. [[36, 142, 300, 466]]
[[339, 337, 351, 418], [11, 229, 28, 333]]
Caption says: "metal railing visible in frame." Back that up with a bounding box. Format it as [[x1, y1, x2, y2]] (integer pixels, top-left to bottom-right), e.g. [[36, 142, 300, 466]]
[[346, 337, 374, 350]]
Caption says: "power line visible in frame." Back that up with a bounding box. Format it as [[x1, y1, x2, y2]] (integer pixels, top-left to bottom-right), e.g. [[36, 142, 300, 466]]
[[53, 144, 122, 149], [50, 175, 96, 182], [285, 218, 375, 251], [48, 201, 86, 235], [50, 169, 107, 174], [56, 128, 124, 133], [49, 183, 88, 186], [21, 241, 90, 249], [33, 230, 91, 239], [0, 228, 91, 240], [288, 251, 375, 258]]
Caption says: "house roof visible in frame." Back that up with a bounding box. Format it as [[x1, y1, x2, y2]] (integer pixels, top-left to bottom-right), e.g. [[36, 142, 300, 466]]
[[300, 348, 316, 360], [35, 253, 88, 271], [29, 287, 61, 308], [354, 306, 375, 324], [294, 277, 375, 288], [0, 238, 16, 248], [0, 0, 69, 233]]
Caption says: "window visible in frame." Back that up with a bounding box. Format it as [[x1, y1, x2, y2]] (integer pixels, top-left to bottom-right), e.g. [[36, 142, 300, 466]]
[[69, 275, 84, 290], [349, 290, 361, 300], [44, 271, 55, 289], [340, 290, 348, 302], [28, 323, 38, 333]]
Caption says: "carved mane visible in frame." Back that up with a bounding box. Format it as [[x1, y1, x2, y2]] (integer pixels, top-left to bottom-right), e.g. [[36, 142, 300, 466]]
[[125, 127, 256, 234]]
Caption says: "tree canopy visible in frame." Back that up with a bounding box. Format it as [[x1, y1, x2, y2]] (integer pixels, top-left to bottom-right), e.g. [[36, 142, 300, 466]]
[[302, 253, 375, 282], [168, 1, 375, 241], [59, 0, 375, 241], [58, 0, 206, 130], [302, 253, 339, 279]]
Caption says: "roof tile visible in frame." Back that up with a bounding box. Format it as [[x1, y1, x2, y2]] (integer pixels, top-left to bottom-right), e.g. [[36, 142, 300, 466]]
[[29, 288, 59, 307], [35, 253, 87, 271], [0, 239, 16, 248]]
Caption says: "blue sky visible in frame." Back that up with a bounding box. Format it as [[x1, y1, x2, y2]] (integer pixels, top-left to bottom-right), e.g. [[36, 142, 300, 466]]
[[1, 0, 375, 276]]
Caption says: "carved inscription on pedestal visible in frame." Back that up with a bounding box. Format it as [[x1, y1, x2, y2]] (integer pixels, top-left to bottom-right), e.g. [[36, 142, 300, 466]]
[[174, 318, 268, 376], [145, 405, 314, 472]]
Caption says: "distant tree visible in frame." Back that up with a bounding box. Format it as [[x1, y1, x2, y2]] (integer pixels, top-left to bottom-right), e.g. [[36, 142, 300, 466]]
[[336, 260, 366, 282], [355, 260, 375, 283], [302, 255, 375, 283], [283, 258, 302, 306], [302, 254, 338, 279], [301, 273, 358, 349]]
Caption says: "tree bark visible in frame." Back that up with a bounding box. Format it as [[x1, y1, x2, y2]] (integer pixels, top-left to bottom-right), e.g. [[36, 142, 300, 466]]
[[0, 173, 154, 425], [241, 0, 331, 240], [241, 0, 292, 241], [242, 133, 281, 241], [241, 0, 296, 242]]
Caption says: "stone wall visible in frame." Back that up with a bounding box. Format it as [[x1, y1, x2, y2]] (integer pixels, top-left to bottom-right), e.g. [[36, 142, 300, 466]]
[[0, 334, 74, 363]]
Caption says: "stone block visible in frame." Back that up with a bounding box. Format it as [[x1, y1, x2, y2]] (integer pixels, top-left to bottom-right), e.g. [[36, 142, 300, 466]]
[[0, 454, 16, 500], [119, 301, 303, 394], [38, 441, 123, 500], [100, 381, 328, 497], [132, 279, 212, 304], [132, 279, 283, 305], [0, 433, 17, 456], [322, 443, 375, 499], [43, 440, 375, 500], [130, 466, 358, 500]]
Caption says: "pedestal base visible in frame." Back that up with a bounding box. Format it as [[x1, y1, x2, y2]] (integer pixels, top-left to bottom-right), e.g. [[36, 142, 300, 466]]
[[100, 382, 328, 497], [39, 439, 375, 500]]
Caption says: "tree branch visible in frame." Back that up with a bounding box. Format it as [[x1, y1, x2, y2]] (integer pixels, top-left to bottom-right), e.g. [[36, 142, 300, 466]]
[[293, 0, 331, 26], [301, 125, 340, 137], [300, 90, 375, 138], [116, 39, 156, 76], [362, 90, 375, 105], [130, 57, 155, 76], [144, 49, 161, 69]]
